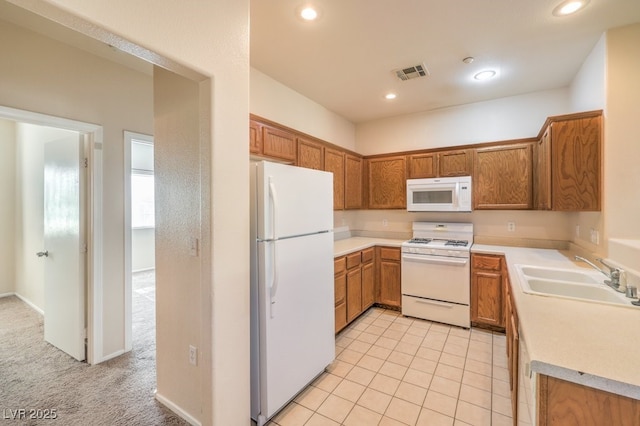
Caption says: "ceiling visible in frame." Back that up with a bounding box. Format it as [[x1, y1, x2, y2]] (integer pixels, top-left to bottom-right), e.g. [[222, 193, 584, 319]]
[[251, 0, 640, 123], [2, 1, 640, 125]]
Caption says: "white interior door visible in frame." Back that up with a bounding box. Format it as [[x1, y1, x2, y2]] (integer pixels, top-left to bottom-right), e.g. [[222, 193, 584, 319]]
[[43, 135, 86, 361]]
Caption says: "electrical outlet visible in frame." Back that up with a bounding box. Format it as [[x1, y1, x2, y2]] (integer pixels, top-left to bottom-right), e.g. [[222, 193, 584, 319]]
[[382, 219, 388, 227], [590, 228, 600, 245], [189, 345, 197, 366], [507, 221, 516, 232]]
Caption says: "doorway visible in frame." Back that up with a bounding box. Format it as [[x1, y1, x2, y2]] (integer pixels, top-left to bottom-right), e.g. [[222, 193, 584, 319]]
[[0, 106, 102, 363], [124, 131, 155, 352]]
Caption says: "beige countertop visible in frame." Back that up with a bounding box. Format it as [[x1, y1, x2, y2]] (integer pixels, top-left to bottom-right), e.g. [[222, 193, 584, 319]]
[[472, 244, 640, 399], [333, 237, 405, 257]]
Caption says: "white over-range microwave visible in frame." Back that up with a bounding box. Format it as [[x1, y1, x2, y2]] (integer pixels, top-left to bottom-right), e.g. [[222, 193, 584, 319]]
[[406, 176, 472, 212]]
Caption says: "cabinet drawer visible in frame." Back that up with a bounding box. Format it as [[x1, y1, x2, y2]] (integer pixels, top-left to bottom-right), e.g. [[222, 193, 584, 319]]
[[346, 252, 361, 269], [334, 257, 346, 275], [472, 254, 502, 271], [361, 248, 374, 263], [379, 247, 401, 261]]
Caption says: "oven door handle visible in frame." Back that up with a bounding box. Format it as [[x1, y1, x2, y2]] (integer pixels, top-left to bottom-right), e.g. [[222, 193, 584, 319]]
[[414, 299, 455, 308], [402, 254, 468, 266]]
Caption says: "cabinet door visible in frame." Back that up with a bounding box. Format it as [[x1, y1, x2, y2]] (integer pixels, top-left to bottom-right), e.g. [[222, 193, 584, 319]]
[[407, 153, 437, 178], [471, 253, 504, 328], [324, 148, 345, 210], [367, 156, 407, 209], [551, 116, 601, 211], [262, 125, 297, 162], [345, 154, 364, 209], [538, 376, 640, 426], [438, 149, 471, 177], [346, 267, 362, 322], [377, 247, 401, 308], [534, 128, 552, 210], [334, 257, 347, 333], [249, 120, 262, 155], [473, 143, 533, 210], [361, 261, 375, 310], [471, 270, 503, 327], [297, 137, 324, 170]]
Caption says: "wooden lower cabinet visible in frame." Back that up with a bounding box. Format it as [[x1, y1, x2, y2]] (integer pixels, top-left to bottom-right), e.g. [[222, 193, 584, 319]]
[[361, 249, 375, 310], [377, 246, 402, 308], [335, 246, 400, 332], [538, 375, 640, 426], [334, 257, 347, 333], [471, 253, 505, 329]]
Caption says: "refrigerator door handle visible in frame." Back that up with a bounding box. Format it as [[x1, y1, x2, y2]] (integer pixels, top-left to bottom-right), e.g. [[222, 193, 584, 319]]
[[268, 178, 279, 318]]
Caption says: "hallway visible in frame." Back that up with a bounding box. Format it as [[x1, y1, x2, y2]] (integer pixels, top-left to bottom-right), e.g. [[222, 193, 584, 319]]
[[0, 272, 186, 425]]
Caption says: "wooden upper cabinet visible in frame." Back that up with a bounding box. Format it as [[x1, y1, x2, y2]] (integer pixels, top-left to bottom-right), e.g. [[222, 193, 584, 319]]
[[407, 153, 437, 178], [551, 116, 601, 211], [534, 127, 552, 210], [261, 124, 297, 162], [297, 137, 324, 170], [367, 156, 407, 209], [324, 148, 345, 210], [344, 154, 364, 209], [473, 143, 534, 210], [249, 120, 262, 155], [438, 149, 472, 177]]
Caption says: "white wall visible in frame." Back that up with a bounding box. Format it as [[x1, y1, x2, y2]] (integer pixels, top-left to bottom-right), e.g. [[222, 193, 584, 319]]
[[602, 23, 640, 272], [132, 228, 154, 271], [0, 19, 153, 359], [0, 119, 16, 296], [14, 123, 79, 311], [570, 34, 606, 112], [16, 1, 250, 424], [251, 68, 357, 151], [355, 88, 571, 155]]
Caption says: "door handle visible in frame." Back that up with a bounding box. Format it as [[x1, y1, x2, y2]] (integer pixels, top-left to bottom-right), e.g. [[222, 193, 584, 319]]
[[36, 251, 49, 257]]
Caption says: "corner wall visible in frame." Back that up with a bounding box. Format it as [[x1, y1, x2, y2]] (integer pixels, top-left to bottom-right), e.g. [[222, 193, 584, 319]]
[[0, 119, 16, 296], [602, 23, 640, 273]]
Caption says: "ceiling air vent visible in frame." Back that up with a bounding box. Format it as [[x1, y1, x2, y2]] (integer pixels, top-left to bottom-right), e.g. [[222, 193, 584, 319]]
[[394, 63, 429, 81]]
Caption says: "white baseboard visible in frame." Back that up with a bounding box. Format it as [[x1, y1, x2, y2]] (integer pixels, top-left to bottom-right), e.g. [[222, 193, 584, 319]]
[[132, 267, 155, 273], [94, 349, 126, 364], [15, 293, 44, 316], [155, 391, 201, 426], [0, 292, 15, 299]]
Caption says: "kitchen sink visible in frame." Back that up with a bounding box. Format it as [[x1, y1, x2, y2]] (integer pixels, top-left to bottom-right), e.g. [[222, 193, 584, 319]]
[[517, 265, 601, 284], [514, 264, 633, 307]]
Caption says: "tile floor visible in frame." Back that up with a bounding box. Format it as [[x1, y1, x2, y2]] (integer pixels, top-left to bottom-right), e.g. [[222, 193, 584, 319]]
[[268, 307, 512, 426]]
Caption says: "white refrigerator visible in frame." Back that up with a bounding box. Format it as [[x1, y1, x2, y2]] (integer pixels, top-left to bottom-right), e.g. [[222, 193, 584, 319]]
[[250, 161, 335, 426]]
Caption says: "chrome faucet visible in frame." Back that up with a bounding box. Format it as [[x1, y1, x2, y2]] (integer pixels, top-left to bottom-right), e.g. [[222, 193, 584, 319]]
[[574, 256, 625, 293]]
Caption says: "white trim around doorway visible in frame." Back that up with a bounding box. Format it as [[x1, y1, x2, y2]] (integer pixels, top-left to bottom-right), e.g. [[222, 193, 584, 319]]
[[0, 105, 104, 365]]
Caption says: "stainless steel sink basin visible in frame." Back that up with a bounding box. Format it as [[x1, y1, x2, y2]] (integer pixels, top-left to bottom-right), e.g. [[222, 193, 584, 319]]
[[515, 264, 632, 307]]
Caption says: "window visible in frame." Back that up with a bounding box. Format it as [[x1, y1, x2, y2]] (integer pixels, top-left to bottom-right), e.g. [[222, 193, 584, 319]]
[[131, 172, 155, 228]]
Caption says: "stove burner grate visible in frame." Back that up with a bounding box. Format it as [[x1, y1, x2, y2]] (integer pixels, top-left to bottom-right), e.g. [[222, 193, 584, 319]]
[[408, 238, 432, 244], [445, 240, 469, 247]]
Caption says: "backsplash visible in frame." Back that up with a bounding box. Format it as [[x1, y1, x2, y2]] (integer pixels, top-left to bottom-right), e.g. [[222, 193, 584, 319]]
[[334, 209, 572, 244]]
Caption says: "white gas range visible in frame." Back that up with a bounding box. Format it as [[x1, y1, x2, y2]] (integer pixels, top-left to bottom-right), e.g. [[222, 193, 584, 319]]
[[401, 222, 473, 328]]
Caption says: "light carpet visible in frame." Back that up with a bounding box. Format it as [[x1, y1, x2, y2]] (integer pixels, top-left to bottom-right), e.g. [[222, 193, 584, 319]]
[[0, 271, 188, 425]]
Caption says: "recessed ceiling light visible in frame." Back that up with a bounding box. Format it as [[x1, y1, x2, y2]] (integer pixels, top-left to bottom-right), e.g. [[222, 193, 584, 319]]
[[385, 93, 397, 100], [462, 57, 475, 64], [474, 70, 497, 81], [552, 0, 589, 16], [300, 7, 318, 21]]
